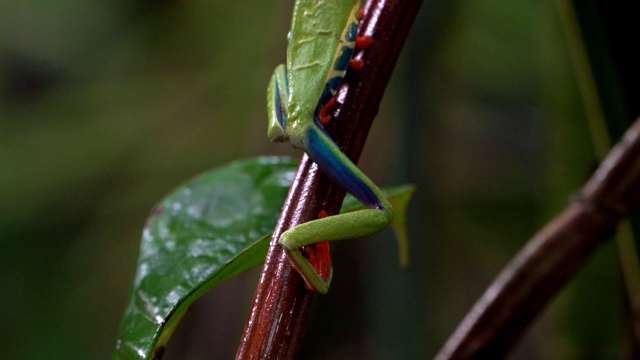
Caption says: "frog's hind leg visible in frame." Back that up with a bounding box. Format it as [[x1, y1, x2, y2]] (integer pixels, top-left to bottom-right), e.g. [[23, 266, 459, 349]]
[[278, 126, 393, 293]]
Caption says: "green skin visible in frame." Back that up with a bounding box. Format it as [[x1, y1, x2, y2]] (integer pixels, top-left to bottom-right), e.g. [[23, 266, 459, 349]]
[[267, 0, 393, 294]]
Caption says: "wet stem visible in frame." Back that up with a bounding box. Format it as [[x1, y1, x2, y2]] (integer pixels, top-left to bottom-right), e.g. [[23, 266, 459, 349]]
[[234, 0, 424, 359]]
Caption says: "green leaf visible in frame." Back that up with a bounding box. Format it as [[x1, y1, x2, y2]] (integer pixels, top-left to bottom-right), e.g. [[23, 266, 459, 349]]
[[113, 156, 415, 359], [113, 156, 297, 359]]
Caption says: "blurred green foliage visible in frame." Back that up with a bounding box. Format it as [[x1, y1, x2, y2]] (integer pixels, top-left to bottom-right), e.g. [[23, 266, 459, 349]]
[[0, 0, 628, 359]]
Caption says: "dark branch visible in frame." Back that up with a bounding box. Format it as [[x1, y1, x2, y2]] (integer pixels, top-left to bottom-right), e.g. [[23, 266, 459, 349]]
[[436, 116, 640, 359]]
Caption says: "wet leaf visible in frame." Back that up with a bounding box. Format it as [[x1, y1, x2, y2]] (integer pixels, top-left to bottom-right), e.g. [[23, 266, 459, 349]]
[[113, 156, 297, 359], [113, 156, 415, 359]]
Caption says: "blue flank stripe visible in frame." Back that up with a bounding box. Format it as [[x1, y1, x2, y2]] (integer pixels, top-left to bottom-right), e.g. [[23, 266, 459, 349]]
[[334, 46, 354, 72], [313, 76, 343, 120], [347, 23, 358, 42], [306, 127, 381, 209], [326, 76, 343, 94], [311, 18, 359, 125]]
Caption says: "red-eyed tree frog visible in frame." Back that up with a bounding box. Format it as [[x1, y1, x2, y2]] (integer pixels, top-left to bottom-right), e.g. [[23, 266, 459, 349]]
[[267, 0, 393, 294]]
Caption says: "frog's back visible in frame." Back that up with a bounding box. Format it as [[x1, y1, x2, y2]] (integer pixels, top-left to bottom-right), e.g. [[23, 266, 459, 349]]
[[286, 0, 359, 120]]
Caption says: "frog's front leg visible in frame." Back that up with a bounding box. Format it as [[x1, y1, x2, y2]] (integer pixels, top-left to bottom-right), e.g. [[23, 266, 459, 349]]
[[279, 126, 394, 294], [267, 64, 289, 143]]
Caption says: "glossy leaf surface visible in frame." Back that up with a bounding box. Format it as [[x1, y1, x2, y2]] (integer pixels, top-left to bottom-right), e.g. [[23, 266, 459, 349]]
[[113, 156, 414, 359], [113, 156, 297, 359]]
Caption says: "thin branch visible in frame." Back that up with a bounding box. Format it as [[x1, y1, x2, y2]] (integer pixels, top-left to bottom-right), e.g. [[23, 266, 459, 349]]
[[235, 0, 423, 359], [436, 116, 640, 359]]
